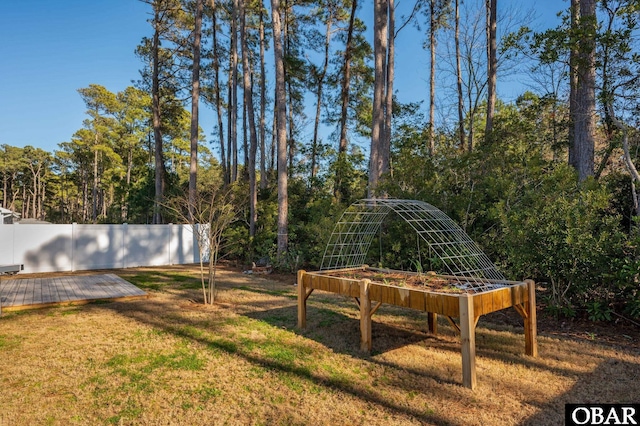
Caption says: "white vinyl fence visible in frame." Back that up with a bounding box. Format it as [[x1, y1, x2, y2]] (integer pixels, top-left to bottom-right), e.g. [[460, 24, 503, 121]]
[[0, 223, 206, 274]]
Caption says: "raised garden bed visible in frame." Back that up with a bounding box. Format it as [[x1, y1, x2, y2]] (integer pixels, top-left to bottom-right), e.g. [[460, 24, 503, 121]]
[[325, 268, 477, 293], [297, 265, 537, 389]]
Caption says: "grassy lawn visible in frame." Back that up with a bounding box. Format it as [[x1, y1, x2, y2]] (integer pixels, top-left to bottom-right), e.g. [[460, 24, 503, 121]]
[[0, 264, 638, 425]]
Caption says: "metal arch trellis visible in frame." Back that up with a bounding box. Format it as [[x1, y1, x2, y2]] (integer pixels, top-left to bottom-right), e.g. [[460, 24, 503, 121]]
[[320, 199, 507, 293]]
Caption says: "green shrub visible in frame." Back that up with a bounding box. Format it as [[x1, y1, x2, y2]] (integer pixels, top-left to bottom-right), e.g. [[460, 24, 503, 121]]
[[493, 165, 639, 318]]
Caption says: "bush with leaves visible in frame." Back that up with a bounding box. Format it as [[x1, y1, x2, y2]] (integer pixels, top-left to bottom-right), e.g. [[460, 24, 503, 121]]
[[493, 165, 639, 318], [382, 97, 639, 320]]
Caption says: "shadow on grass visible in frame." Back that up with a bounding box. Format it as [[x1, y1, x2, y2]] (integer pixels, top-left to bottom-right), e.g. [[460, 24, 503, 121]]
[[247, 304, 465, 388], [248, 302, 602, 382], [195, 277, 613, 384], [68, 271, 639, 425], [95, 297, 465, 426], [518, 357, 640, 425], [246, 300, 640, 424], [235, 285, 297, 299], [122, 271, 199, 291]]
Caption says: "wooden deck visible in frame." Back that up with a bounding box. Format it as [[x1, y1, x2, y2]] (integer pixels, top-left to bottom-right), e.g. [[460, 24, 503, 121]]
[[0, 274, 147, 313]]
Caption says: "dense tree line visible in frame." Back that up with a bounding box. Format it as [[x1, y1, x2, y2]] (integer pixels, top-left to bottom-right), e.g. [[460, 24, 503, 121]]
[[1, 0, 639, 320]]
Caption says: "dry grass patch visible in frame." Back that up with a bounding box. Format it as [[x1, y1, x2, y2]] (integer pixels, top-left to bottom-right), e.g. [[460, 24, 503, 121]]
[[0, 264, 638, 425]]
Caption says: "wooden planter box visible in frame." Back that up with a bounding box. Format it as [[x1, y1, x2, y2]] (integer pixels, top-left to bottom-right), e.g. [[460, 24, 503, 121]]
[[297, 266, 537, 389]]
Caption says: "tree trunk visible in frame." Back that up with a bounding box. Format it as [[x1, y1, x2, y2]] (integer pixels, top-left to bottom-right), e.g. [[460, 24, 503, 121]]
[[226, 71, 233, 184], [93, 140, 98, 223], [152, 6, 165, 224], [38, 167, 43, 219], [189, 0, 203, 219], [335, 0, 358, 200], [596, 1, 620, 180], [271, 104, 277, 172], [568, 0, 579, 168], [229, 0, 239, 183], [283, 1, 295, 175], [455, 0, 465, 151], [369, 0, 389, 198], [272, 0, 289, 258], [39, 178, 45, 220], [241, 0, 258, 237], [2, 173, 6, 210], [429, 0, 436, 155], [311, 6, 333, 189], [123, 148, 132, 221], [23, 186, 28, 219], [607, 103, 640, 216], [102, 184, 108, 219], [466, 57, 485, 153], [574, 0, 596, 181], [32, 176, 37, 220], [484, 0, 497, 144], [338, 0, 357, 155], [82, 170, 88, 222], [259, 9, 267, 190], [242, 89, 248, 179], [383, 0, 394, 176], [211, 0, 227, 186]]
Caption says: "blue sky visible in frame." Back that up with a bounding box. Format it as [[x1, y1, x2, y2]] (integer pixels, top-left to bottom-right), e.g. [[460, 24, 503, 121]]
[[0, 0, 149, 152], [0, 0, 564, 154]]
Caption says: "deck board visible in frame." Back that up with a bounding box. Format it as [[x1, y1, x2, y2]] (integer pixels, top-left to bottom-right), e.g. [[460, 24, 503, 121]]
[[0, 274, 147, 312]]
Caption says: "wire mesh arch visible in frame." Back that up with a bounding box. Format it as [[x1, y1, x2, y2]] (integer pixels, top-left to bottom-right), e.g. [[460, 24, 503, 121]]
[[320, 199, 507, 292]]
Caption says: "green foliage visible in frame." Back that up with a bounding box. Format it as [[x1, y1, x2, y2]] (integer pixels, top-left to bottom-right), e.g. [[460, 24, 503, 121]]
[[363, 215, 433, 272], [331, 150, 368, 203], [269, 178, 351, 271], [494, 165, 638, 317], [4, 0, 640, 327], [229, 162, 366, 271], [287, 189, 342, 270], [381, 96, 640, 320], [586, 301, 613, 322]]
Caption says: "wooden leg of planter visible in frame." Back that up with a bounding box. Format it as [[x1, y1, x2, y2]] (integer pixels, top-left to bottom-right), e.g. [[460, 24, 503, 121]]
[[360, 279, 372, 353], [459, 293, 476, 389], [297, 270, 307, 329], [524, 280, 538, 357], [428, 312, 438, 335]]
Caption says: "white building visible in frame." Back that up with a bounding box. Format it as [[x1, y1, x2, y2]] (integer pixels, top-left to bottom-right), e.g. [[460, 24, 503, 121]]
[[0, 207, 20, 224]]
